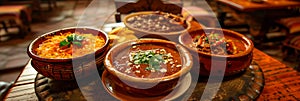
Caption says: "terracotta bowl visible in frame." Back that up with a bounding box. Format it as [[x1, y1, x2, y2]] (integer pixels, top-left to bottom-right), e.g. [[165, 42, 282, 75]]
[[104, 39, 193, 96], [123, 11, 191, 41], [27, 27, 110, 80], [178, 28, 254, 76]]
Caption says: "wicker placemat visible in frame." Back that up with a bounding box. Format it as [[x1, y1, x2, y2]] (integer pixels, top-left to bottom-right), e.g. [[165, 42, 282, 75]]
[[187, 61, 264, 100], [34, 69, 114, 101]]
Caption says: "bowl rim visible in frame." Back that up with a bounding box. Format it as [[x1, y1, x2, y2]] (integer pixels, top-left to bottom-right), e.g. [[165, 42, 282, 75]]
[[27, 27, 110, 62], [123, 11, 191, 36], [104, 38, 193, 83], [178, 28, 254, 58]]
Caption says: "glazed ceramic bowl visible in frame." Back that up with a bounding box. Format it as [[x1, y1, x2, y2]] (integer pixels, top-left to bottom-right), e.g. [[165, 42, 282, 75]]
[[27, 27, 110, 80], [123, 11, 191, 41], [104, 39, 193, 96], [179, 28, 254, 76]]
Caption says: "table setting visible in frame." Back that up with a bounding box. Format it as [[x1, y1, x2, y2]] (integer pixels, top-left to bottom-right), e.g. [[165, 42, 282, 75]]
[[3, 0, 300, 100], [11, 9, 266, 101]]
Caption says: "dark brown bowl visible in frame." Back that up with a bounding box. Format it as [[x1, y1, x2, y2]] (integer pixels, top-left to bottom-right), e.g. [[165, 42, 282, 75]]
[[27, 27, 110, 80], [104, 39, 193, 96], [179, 28, 254, 76], [123, 11, 191, 41]]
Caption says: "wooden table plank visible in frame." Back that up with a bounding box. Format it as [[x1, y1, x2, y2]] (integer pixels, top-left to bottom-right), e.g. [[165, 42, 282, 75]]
[[13, 60, 37, 86], [14, 74, 36, 86], [5, 83, 38, 101], [4, 59, 38, 101], [253, 49, 300, 100]]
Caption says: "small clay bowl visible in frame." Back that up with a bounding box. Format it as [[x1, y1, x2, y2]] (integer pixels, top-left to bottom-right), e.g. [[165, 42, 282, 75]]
[[179, 28, 254, 76], [104, 39, 193, 96], [27, 27, 110, 80]]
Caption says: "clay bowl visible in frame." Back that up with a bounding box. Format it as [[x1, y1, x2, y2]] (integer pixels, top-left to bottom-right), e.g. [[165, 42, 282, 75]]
[[27, 27, 110, 80], [178, 28, 254, 76], [123, 11, 191, 41], [104, 39, 193, 96]]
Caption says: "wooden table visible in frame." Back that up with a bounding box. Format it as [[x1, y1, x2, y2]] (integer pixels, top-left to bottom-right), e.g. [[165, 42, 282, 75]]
[[217, 0, 300, 41], [3, 48, 300, 100], [218, 0, 300, 12]]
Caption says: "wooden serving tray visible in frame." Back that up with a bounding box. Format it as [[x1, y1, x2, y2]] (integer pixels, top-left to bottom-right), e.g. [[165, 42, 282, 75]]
[[34, 61, 264, 101], [186, 61, 264, 100]]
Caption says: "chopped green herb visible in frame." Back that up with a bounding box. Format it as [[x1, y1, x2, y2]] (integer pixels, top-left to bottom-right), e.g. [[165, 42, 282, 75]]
[[59, 34, 85, 48], [75, 35, 84, 41], [67, 35, 74, 42], [145, 67, 151, 70], [59, 39, 70, 47], [194, 35, 201, 39], [73, 41, 82, 47], [134, 60, 141, 64], [130, 49, 170, 71]]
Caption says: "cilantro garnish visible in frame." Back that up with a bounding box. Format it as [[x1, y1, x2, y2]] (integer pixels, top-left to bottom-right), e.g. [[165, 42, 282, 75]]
[[59, 34, 85, 48], [131, 50, 165, 71]]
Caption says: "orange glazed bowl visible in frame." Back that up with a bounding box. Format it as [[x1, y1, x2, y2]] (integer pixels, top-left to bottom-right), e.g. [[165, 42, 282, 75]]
[[179, 28, 254, 76], [104, 39, 193, 96], [27, 27, 110, 80], [123, 11, 191, 41]]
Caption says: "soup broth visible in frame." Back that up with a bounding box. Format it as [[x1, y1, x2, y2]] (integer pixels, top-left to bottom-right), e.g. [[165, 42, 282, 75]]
[[113, 44, 182, 78]]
